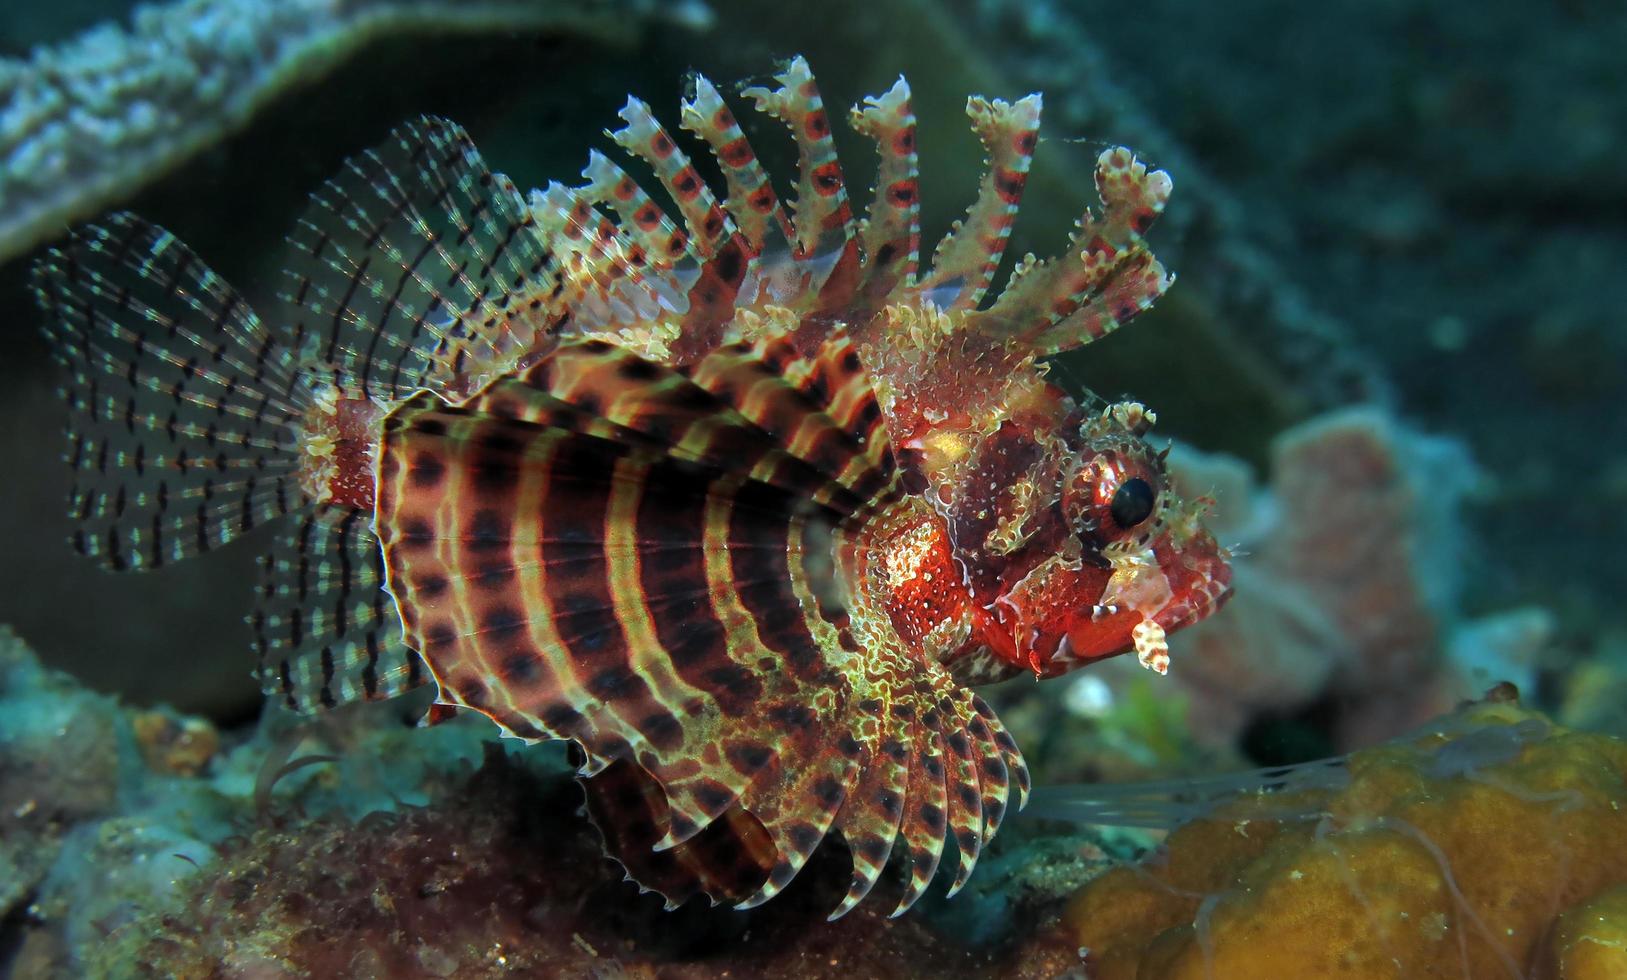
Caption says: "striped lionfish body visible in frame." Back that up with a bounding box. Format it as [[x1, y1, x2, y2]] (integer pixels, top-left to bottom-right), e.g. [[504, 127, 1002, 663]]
[[33, 58, 1231, 916]]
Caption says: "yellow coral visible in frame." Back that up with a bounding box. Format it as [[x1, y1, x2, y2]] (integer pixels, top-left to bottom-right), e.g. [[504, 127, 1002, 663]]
[[1542, 885, 1627, 979], [1064, 700, 1627, 979]]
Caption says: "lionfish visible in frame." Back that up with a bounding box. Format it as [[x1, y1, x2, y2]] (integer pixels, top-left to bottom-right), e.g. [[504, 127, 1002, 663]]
[[32, 58, 1231, 916]]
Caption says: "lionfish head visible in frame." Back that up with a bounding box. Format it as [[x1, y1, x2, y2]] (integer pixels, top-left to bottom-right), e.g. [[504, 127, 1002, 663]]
[[907, 365, 1233, 681], [1006, 395, 1233, 677]]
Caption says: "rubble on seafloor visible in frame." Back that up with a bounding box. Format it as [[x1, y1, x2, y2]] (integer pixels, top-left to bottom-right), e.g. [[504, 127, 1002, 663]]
[[0, 0, 712, 264], [0, 626, 1101, 978]]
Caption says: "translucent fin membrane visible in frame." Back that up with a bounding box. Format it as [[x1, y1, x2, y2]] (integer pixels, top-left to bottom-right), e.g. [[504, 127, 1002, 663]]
[[31, 214, 306, 571], [913, 94, 1042, 311], [527, 181, 678, 335], [1024, 758, 1353, 829], [578, 149, 692, 271], [32, 117, 577, 730], [967, 146, 1173, 356], [609, 97, 735, 259], [252, 504, 426, 713], [278, 115, 563, 399]]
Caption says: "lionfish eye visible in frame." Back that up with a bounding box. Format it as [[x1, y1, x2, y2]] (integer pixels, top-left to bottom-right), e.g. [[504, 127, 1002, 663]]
[[1110, 477, 1156, 528]]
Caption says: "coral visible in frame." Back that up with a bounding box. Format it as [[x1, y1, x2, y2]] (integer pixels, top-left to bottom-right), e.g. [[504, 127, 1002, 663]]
[[1559, 630, 1627, 737], [0, 0, 710, 264], [1058, 696, 1627, 979], [1158, 440, 1346, 746], [0, 625, 1098, 976], [0, 625, 121, 924], [130, 709, 220, 776], [1160, 407, 1525, 751], [0, 625, 510, 973], [101, 747, 1087, 979], [1540, 885, 1627, 980]]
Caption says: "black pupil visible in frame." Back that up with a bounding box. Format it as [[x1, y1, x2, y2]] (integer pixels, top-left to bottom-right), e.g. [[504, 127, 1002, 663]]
[[1110, 477, 1156, 528]]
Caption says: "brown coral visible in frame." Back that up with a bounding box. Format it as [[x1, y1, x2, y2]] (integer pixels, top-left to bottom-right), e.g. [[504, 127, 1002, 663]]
[[1060, 698, 1627, 979]]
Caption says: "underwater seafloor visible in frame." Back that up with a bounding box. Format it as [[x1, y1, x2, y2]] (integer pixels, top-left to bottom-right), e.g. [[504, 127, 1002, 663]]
[[3, 1, 1627, 977]]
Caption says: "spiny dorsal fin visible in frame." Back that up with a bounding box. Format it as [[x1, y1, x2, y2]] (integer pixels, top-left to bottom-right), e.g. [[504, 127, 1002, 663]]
[[967, 146, 1172, 355], [741, 57, 859, 296], [911, 94, 1041, 311], [526, 180, 688, 344], [278, 116, 563, 400], [252, 504, 426, 714], [679, 74, 795, 259], [31, 213, 306, 571], [849, 77, 922, 308]]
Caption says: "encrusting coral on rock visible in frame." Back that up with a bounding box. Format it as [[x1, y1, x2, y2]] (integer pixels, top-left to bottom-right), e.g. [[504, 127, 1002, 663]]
[[0, 0, 709, 264], [1059, 690, 1627, 979]]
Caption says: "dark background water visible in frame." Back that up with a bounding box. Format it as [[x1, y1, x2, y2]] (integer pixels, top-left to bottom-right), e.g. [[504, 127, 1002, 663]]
[[1, 0, 1623, 730]]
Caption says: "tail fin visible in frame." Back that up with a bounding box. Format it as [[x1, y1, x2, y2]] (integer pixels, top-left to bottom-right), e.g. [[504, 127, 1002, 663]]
[[31, 117, 538, 720], [31, 214, 307, 571]]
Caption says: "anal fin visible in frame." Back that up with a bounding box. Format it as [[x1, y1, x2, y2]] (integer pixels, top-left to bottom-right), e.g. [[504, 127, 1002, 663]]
[[253, 504, 426, 714]]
